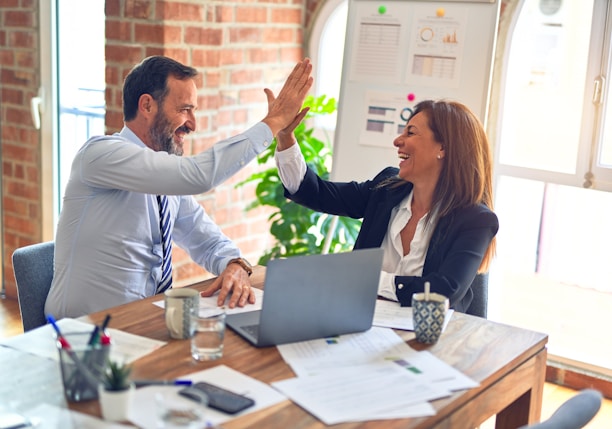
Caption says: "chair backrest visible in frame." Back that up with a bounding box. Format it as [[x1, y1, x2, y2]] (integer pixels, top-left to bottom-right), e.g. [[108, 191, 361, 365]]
[[518, 389, 602, 429], [466, 273, 488, 318], [12, 241, 55, 332]]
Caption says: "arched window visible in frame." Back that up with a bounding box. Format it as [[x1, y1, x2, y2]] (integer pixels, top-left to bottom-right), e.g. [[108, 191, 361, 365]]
[[307, 0, 348, 130]]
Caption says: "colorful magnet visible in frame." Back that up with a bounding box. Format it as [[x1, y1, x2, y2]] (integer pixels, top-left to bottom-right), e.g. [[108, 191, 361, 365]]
[[378, 5, 387, 15], [436, 8, 445, 18], [407, 93, 415, 102]]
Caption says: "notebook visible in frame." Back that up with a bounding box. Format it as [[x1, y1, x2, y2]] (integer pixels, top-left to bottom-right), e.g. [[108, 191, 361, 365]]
[[225, 248, 384, 347]]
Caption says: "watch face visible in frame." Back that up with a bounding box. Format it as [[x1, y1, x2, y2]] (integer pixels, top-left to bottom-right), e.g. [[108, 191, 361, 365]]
[[539, 0, 562, 15]]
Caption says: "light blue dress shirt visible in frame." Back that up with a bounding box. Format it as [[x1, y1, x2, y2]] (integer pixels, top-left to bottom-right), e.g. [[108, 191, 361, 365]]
[[45, 123, 272, 318]]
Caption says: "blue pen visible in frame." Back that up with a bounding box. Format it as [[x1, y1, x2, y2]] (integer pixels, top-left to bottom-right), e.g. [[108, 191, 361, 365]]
[[133, 380, 193, 388], [46, 314, 71, 348]]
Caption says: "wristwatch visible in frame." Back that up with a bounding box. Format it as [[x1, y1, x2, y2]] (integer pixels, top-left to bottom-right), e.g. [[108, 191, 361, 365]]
[[228, 257, 253, 276]]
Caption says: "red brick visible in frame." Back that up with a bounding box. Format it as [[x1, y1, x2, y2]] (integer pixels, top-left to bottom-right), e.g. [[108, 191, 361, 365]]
[[5, 11, 33, 27], [229, 27, 262, 43], [214, 5, 234, 23], [235, 6, 268, 23], [159, 1, 205, 21], [185, 27, 223, 46], [124, 0, 153, 19], [271, 8, 302, 24], [134, 23, 167, 44], [106, 20, 132, 42], [248, 47, 279, 63]]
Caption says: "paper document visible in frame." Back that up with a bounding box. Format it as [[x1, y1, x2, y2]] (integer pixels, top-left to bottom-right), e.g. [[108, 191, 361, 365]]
[[373, 299, 454, 331], [0, 318, 166, 364], [277, 326, 416, 377], [129, 365, 287, 428], [154, 287, 263, 316], [272, 362, 446, 425], [275, 326, 478, 423]]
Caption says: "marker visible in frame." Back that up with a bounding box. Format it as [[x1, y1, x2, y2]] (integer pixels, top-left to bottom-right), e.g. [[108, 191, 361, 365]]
[[99, 314, 112, 344], [133, 380, 193, 388]]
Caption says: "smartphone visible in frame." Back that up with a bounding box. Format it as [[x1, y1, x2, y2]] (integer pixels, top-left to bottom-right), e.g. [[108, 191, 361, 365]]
[[179, 381, 255, 415]]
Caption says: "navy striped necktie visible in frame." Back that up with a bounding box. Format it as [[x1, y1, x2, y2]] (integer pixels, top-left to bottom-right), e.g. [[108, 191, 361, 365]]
[[156, 195, 173, 294]]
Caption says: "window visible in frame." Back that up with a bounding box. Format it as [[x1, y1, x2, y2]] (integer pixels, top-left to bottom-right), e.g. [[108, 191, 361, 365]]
[[307, 0, 348, 130], [39, 0, 105, 236], [490, 0, 612, 373]]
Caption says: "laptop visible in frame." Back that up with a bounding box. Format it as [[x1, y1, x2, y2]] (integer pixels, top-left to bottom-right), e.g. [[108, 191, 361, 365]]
[[226, 247, 384, 347]]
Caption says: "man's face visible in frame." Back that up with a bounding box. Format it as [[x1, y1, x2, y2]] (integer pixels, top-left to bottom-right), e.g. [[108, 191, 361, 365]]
[[148, 76, 198, 156]]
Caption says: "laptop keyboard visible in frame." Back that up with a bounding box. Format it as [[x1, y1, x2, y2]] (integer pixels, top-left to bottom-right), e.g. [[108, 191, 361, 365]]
[[241, 324, 259, 338]]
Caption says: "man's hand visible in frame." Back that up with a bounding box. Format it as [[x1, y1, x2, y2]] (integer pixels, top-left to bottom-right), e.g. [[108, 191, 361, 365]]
[[200, 264, 256, 308], [262, 58, 313, 137]]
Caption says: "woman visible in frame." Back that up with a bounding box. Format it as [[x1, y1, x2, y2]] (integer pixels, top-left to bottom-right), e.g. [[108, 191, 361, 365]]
[[274, 99, 498, 313]]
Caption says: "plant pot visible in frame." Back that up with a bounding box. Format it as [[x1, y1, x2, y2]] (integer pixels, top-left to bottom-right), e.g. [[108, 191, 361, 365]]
[[98, 383, 135, 422]]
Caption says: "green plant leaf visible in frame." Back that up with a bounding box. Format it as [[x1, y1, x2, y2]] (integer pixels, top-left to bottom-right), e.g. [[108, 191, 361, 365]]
[[237, 94, 363, 265]]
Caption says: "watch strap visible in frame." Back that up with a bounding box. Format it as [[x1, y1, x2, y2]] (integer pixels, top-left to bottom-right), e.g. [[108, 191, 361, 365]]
[[228, 257, 253, 276]]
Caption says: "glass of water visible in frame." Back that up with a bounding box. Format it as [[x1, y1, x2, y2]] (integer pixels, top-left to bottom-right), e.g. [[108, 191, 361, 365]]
[[190, 308, 226, 361], [156, 386, 207, 429]]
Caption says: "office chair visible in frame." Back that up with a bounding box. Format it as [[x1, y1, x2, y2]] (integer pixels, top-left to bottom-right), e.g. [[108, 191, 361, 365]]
[[518, 389, 603, 429], [12, 241, 55, 331], [466, 273, 488, 318]]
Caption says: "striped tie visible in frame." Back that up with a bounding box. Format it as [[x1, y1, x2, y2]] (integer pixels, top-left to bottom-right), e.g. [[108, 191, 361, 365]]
[[156, 195, 173, 294]]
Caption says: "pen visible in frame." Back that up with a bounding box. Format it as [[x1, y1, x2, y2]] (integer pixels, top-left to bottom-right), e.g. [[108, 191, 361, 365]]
[[46, 314, 71, 349], [133, 380, 193, 388], [100, 314, 112, 345], [100, 314, 112, 331], [87, 325, 100, 346]]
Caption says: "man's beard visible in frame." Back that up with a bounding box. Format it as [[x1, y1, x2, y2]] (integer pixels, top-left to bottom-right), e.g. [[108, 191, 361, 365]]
[[149, 110, 184, 156]]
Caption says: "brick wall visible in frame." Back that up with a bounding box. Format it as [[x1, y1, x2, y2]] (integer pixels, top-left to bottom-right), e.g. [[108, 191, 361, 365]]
[[0, 1, 42, 298], [0, 0, 330, 298]]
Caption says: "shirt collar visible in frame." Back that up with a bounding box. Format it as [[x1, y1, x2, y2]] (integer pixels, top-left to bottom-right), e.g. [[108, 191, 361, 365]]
[[118, 126, 148, 149]]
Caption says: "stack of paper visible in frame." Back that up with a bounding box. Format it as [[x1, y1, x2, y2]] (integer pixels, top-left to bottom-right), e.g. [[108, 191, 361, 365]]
[[272, 326, 478, 425]]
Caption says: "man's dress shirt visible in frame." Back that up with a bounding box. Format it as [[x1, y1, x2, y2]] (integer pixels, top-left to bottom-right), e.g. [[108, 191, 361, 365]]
[[45, 123, 272, 318]]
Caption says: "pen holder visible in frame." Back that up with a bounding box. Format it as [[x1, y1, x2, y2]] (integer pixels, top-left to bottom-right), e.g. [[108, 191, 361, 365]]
[[56, 332, 111, 402]]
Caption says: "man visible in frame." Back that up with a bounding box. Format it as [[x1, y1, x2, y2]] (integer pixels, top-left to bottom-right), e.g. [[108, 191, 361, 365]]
[[45, 56, 313, 318]]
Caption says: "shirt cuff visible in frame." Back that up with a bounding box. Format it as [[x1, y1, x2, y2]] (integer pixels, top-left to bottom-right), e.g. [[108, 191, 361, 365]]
[[247, 122, 275, 153], [275, 144, 307, 194], [377, 271, 398, 302]]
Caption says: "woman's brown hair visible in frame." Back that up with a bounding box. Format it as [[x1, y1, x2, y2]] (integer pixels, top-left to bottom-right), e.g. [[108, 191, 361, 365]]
[[387, 99, 496, 272]]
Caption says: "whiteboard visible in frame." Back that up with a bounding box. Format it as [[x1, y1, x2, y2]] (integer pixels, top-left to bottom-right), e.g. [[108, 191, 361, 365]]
[[332, 0, 500, 182]]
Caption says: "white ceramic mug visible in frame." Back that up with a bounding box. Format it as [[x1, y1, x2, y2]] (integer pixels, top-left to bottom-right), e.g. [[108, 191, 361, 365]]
[[164, 288, 200, 339]]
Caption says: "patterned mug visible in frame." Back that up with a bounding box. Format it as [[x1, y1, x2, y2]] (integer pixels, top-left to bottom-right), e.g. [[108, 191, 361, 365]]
[[411, 292, 449, 344]]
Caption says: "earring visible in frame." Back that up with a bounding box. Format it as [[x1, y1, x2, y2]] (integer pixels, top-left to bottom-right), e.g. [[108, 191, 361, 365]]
[[437, 154, 442, 159]]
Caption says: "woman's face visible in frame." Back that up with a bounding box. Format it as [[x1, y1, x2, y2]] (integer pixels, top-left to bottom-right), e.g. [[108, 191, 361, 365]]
[[393, 111, 444, 186]]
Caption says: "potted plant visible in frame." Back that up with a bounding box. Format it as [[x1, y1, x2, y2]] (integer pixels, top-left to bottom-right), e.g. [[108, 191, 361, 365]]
[[237, 95, 362, 264], [98, 360, 134, 422]]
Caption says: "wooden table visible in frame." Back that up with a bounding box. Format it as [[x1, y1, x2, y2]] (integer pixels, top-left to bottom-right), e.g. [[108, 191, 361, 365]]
[[3, 266, 548, 428]]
